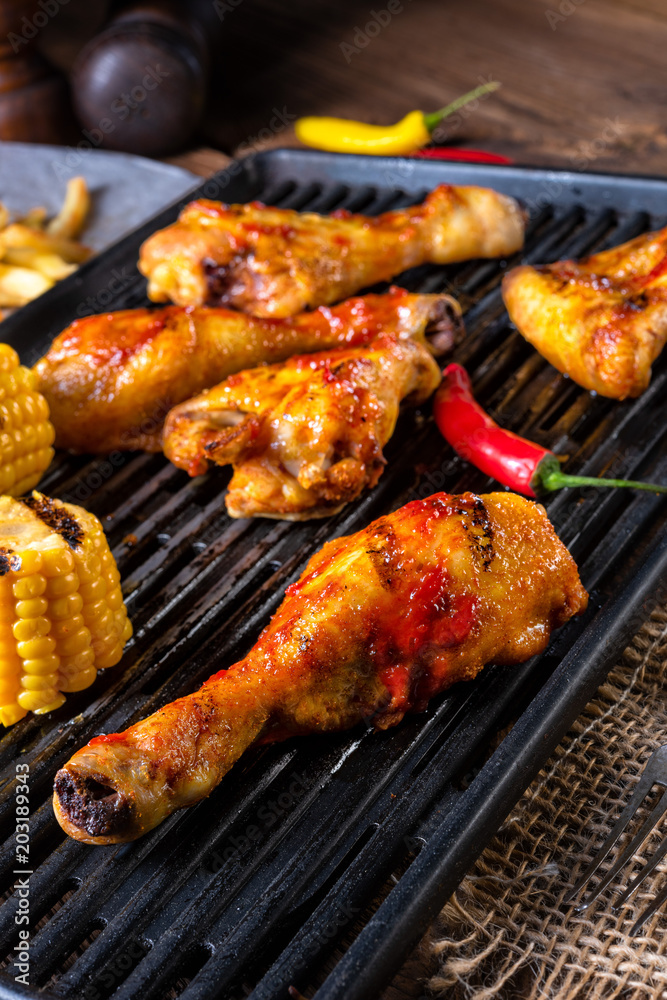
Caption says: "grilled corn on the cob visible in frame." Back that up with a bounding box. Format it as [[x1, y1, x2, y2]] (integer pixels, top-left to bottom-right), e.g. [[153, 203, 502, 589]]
[[0, 343, 54, 495], [0, 492, 132, 725]]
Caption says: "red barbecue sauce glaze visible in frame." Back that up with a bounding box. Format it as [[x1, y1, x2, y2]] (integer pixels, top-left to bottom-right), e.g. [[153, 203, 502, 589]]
[[88, 732, 127, 747], [376, 566, 477, 710]]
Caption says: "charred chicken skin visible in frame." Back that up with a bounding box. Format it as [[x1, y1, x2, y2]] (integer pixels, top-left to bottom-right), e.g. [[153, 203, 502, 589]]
[[33, 288, 461, 454], [163, 332, 441, 520], [138, 185, 525, 317], [502, 225, 667, 399], [53, 491, 587, 845]]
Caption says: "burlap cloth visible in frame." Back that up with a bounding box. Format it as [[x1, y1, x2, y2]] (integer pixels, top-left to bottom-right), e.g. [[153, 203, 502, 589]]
[[425, 604, 667, 1000]]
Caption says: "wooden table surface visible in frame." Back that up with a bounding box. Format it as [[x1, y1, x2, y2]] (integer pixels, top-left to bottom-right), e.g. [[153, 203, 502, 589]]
[[191, 0, 667, 174], [44, 0, 667, 175], [38, 1, 667, 996]]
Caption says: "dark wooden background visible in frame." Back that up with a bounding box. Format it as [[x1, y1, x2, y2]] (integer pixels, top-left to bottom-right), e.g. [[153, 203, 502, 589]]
[[43, 0, 667, 175]]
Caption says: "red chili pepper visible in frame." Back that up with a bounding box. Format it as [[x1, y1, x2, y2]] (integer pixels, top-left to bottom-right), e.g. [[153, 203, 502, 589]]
[[433, 364, 667, 497], [410, 148, 512, 165]]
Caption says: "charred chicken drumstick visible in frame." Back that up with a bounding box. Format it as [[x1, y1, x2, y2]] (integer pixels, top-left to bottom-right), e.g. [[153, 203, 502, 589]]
[[54, 491, 587, 845], [138, 184, 525, 316], [33, 288, 460, 454], [163, 332, 441, 520], [502, 224, 667, 399]]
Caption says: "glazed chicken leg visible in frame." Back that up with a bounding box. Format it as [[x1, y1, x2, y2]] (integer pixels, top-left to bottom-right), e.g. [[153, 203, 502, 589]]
[[503, 224, 667, 398], [53, 491, 587, 845], [33, 288, 460, 454], [138, 184, 525, 316], [163, 332, 441, 519]]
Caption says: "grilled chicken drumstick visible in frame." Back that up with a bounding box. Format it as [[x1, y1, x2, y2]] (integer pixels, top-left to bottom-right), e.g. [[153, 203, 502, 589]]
[[34, 288, 460, 454], [503, 224, 667, 398], [138, 184, 525, 316], [54, 491, 587, 845], [163, 332, 441, 519]]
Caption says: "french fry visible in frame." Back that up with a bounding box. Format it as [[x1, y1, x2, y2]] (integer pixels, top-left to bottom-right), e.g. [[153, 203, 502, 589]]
[[0, 264, 54, 307], [1, 223, 91, 264], [0, 178, 92, 315], [2, 248, 77, 280], [47, 177, 90, 239], [21, 206, 48, 230]]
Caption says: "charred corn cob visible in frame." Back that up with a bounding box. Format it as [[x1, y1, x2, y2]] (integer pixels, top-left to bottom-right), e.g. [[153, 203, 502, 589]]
[[0, 492, 132, 725], [0, 343, 54, 495]]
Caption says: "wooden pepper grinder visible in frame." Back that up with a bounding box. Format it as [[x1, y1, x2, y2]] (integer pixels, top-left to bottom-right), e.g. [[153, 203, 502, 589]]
[[0, 0, 73, 143], [71, 0, 223, 157]]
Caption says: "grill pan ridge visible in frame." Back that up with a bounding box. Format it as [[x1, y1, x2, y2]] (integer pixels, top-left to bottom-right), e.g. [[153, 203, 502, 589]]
[[0, 150, 664, 1000]]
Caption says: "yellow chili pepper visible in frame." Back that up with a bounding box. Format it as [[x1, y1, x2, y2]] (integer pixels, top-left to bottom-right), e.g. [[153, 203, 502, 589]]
[[294, 82, 500, 156]]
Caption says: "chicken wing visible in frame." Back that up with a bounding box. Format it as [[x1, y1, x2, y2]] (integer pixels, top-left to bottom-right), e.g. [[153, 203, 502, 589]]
[[163, 333, 441, 519], [138, 185, 525, 316], [53, 491, 587, 844], [502, 225, 667, 398], [33, 288, 460, 454]]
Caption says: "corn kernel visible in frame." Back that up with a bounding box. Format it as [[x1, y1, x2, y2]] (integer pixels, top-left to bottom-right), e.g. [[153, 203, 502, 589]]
[[96, 644, 124, 670], [0, 638, 21, 660], [21, 654, 59, 675], [20, 671, 59, 690], [18, 394, 38, 422], [17, 635, 56, 659], [0, 345, 19, 369], [59, 665, 98, 692], [50, 593, 84, 619], [105, 589, 124, 611], [59, 647, 95, 673], [77, 555, 101, 584], [44, 571, 79, 598], [1, 373, 17, 399], [50, 614, 85, 639], [0, 704, 27, 726], [0, 493, 132, 724], [78, 578, 106, 602], [33, 695, 67, 714], [42, 547, 74, 576], [12, 617, 50, 642], [12, 550, 42, 576], [0, 678, 19, 700], [58, 627, 92, 657], [0, 349, 55, 494], [15, 597, 48, 619], [21, 424, 38, 454], [12, 574, 46, 600], [18, 690, 65, 713]]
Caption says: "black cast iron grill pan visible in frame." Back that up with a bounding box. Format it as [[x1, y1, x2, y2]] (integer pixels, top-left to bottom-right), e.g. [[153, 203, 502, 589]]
[[0, 151, 664, 1000]]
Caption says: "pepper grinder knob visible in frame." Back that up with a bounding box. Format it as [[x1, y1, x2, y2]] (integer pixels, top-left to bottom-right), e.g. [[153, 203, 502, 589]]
[[70, 0, 222, 157]]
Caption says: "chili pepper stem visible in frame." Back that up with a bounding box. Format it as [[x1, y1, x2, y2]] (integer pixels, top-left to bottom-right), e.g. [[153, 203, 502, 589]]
[[423, 81, 501, 133], [540, 469, 667, 495]]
